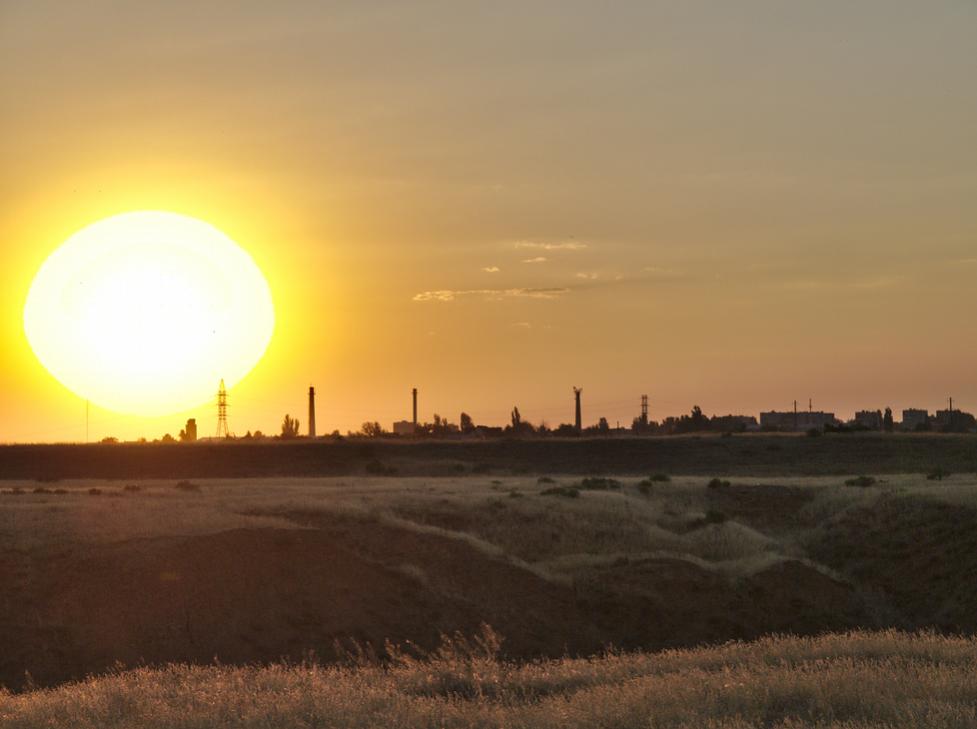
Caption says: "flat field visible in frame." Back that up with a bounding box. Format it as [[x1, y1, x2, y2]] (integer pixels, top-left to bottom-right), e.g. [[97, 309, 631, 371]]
[[3, 466, 977, 698]]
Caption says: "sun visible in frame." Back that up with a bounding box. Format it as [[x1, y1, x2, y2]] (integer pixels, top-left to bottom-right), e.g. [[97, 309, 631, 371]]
[[24, 211, 275, 416]]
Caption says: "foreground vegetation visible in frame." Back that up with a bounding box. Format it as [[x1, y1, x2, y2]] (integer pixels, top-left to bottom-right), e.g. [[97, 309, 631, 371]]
[[3, 630, 976, 728]]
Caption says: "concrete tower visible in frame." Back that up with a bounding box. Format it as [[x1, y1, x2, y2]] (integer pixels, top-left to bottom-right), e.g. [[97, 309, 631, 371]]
[[308, 386, 316, 438], [412, 388, 418, 434], [574, 387, 582, 432]]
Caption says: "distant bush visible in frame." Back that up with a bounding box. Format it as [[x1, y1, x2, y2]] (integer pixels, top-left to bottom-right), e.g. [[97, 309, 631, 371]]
[[845, 475, 877, 488], [453, 463, 466, 472], [707, 478, 731, 489], [636, 480, 653, 496], [87, 488, 102, 496], [32, 487, 54, 494], [537, 476, 556, 484], [174, 480, 201, 492], [123, 484, 142, 492], [927, 468, 951, 481], [365, 460, 398, 476], [806, 428, 823, 438], [705, 509, 728, 524], [471, 463, 492, 474], [508, 490, 523, 499], [579, 477, 621, 491], [540, 485, 580, 498], [649, 474, 671, 482]]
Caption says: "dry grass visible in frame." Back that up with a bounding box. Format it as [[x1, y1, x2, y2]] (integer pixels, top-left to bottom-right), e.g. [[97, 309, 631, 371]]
[[3, 630, 976, 728]]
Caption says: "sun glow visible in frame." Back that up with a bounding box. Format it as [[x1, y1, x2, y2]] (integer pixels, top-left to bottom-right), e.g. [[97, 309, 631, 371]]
[[23, 212, 275, 416]]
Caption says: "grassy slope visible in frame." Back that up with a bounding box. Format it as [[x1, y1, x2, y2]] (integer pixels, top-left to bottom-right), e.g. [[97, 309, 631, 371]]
[[3, 630, 977, 728]]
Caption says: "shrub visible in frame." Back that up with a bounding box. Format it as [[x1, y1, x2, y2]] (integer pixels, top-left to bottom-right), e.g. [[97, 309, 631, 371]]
[[637, 480, 653, 496], [537, 476, 556, 484], [705, 509, 728, 524], [649, 474, 671, 482], [845, 475, 877, 488], [540, 485, 580, 498], [33, 487, 54, 494], [579, 477, 621, 490], [707, 478, 731, 489], [807, 427, 823, 438], [123, 484, 142, 492], [507, 490, 523, 499], [87, 488, 102, 496], [174, 480, 201, 492], [927, 468, 951, 481]]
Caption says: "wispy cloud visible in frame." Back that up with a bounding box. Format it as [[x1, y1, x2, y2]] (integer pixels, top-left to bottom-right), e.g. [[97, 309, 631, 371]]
[[482, 266, 500, 273], [575, 272, 599, 280], [512, 321, 532, 329], [775, 275, 903, 292], [522, 256, 547, 264], [514, 240, 588, 251], [413, 287, 570, 302]]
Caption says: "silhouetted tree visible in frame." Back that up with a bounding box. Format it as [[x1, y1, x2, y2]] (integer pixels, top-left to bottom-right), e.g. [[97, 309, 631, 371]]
[[511, 407, 522, 430], [883, 407, 894, 432], [281, 414, 300, 439], [460, 412, 475, 434], [361, 421, 384, 437], [690, 405, 707, 431], [597, 417, 610, 434], [161, 433, 176, 444]]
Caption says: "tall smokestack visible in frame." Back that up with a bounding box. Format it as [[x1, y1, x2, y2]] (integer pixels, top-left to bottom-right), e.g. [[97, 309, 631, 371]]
[[412, 388, 418, 434], [308, 386, 316, 438], [574, 387, 582, 432]]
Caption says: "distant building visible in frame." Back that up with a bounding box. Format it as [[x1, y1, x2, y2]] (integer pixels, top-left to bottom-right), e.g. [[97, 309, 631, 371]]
[[392, 420, 415, 436], [760, 411, 837, 431], [901, 409, 929, 431], [935, 409, 976, 432], [710, 414, 759, 432], [853, 410, 883, 430]]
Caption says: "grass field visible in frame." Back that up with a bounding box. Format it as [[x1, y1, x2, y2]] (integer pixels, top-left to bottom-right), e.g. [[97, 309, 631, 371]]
[[3, 630, 976, 728], [2, 432, 977, 480], [4, 468, 977, 698]]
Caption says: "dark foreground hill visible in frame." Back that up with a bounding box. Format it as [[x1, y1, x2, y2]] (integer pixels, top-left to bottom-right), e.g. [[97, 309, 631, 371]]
[[2, 433, 976, 479]]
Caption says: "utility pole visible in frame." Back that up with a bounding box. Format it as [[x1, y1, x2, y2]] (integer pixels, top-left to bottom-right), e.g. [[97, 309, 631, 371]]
[[793, 399, 798, 431]]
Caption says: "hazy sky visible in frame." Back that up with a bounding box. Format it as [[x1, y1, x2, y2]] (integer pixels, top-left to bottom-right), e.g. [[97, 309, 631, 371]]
[[1, 1, 976, 441]]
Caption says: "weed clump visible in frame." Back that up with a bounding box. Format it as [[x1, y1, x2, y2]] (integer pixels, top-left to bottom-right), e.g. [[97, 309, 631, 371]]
[[927, 468, 951, 481], [537, 476, 556, 484], [87, 488, 102, 496], [174, 480, 201, 492], [707, 478, 731, 489], [540, 485, 580, 498], [579, 477, 621, 491], [705, 509, 728, 524], [649, 473, 671, 482], [845, 475, 877, 488]]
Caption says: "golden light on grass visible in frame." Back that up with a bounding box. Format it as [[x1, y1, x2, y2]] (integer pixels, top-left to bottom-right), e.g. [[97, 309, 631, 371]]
[[23, 211, 274, 416]]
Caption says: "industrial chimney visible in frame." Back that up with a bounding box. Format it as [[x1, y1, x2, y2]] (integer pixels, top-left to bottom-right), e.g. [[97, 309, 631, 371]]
[[412, 387, 418, 434], [308, 386, 316, 438], [574, 387, 582, 432]]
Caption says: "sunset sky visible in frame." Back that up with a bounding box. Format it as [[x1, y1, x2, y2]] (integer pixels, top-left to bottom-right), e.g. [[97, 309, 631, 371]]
[[1, 1, 975, 442]]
